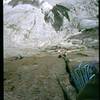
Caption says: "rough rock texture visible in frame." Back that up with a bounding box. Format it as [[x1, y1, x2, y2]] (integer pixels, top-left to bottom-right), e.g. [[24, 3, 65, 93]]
[[4, 49, 99, 100], [4, 0, 98, 58], [4, 55, 66, 100], [4, 0, 99, 100]]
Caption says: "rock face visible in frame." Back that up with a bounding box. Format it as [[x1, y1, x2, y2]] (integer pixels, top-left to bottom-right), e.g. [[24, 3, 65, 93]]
[[4, 1, 99, 100], [4, 49, 99, 100], [4, 55, 67, 100], [4, 0, 98, 57]]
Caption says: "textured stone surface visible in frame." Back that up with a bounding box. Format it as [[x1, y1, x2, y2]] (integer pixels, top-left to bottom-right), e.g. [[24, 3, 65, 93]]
[[4, 49, 99, 100], [4, 0, 98, 58]]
